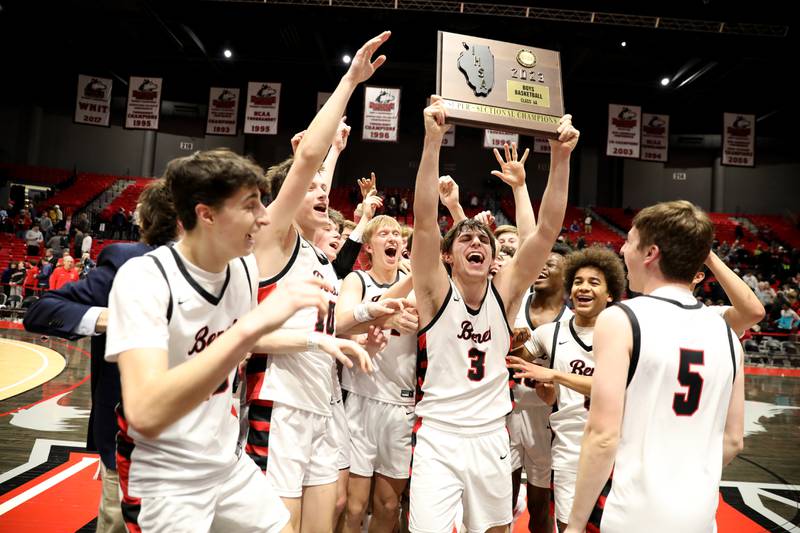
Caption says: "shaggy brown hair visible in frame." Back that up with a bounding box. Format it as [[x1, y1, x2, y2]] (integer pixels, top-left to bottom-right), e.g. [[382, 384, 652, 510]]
[[632, 200, 714, 283], [563, 246, 626, 303], [137, 179, 178, 246], [164, 148, 265, 231]]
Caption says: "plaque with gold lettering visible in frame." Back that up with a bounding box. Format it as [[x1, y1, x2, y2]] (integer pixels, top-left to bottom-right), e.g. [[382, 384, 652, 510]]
[[436, 31, 564, 138]]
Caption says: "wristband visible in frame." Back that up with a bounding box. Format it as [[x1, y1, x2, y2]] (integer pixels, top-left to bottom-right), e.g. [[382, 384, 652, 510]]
[[307, 332, 322, 351], [353, 303, 375, 323]]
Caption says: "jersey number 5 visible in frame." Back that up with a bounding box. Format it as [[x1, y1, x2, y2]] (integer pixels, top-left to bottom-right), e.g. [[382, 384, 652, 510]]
[[673, 349, 704, 416], [467, 348, 486, 381]]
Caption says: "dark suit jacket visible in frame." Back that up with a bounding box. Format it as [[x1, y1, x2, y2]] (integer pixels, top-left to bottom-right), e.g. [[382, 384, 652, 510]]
[[24, 242, 154, 469]]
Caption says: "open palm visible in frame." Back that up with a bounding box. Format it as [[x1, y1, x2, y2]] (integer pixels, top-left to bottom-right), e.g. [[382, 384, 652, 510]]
[[491, 142, 529, 188]]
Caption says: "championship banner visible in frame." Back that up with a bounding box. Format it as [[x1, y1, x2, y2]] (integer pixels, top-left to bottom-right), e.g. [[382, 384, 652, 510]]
[[244, 82, 280, 135], [533, 136, 551, 153], [722, 113, 755, 167], [442, 125, 456, 147], [125, 77, 162, 130], [606, 104, 641, 159], [75, 75, 112, 127], [206, 87, 240, 136], [362, 86, 400, 142], [640, 113, 669, 162], [317, 91, 332, 112], [483, 129, 519, 149]]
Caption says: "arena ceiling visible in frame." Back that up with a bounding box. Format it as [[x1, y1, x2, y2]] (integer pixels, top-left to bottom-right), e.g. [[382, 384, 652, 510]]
[[0, 0, 795, 140]]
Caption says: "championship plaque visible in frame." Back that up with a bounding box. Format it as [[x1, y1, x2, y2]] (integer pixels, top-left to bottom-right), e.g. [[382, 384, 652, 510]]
[[436, 31, 564, 138]]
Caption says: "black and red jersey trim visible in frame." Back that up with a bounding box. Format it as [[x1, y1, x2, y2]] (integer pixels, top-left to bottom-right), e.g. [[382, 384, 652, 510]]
[[259, 233, 301, 287], [614, 302, 641, 387]]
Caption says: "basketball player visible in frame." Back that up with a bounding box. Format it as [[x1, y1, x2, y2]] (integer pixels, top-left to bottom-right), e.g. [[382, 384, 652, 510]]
[[105, 149, 338, 532], [409, 96, 578, 533], [564, 201, 745, 533], [246, 31, 393, 533], [507, 242, 571, 533], [507, 246, 626, 532], [337, 215, 419, 533]]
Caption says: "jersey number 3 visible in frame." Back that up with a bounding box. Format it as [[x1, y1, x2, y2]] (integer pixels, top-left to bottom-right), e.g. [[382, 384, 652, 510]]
[[673, 349, 704, 416], [467, 348, 486, 381]]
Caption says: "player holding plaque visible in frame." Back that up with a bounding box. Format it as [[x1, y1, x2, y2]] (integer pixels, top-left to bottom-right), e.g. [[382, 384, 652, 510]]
[[436, 31, 564, 138]]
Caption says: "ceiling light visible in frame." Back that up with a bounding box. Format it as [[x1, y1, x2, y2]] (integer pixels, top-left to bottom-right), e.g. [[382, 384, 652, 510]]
[[660, 77, 670, 86], [342, 54, 352, 64], [223, 49, 233, 59], [620, 41, 627, 47]]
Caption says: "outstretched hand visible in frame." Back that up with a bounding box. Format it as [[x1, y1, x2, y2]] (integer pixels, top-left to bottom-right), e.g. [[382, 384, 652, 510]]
[[345, 31, 391, 84], [362, 194, 383, 220], [506, 355, 554, 383], [491, 142, 529, 188]]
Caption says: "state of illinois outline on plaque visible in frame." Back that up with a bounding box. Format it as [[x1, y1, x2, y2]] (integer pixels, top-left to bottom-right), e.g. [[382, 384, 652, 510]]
[[436, 31, 564, 138]]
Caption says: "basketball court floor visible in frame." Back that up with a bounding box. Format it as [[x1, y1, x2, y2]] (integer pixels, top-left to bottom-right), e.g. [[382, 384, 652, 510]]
[[1, 323, 798, 532]]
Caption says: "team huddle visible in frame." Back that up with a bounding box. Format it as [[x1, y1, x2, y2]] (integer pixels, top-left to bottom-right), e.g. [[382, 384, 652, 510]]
[[58, 32, 748, 533]]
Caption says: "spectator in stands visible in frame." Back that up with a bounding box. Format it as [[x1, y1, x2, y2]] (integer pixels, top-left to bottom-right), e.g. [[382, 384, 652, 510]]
[[743, 270, 758, 291], [22, 261, 39, 297], [25, 224, 43, 256], [0, 205, 7, 220], [111, 207, 126, 239], [756, 281, 777, 305], [73, 227, 85, 258], [386, 194, 398, 216], [50, 255, 79, 290], [9, 262, 24, 297], [399, 196, 408, 219], [46, 230, 64, 256], [1, 213, 13, 233], [39, 212, 53, 241], [43, 248, 56, 266], [75, 211, 90, 233], [584, 213, 593, 233], [53, 204, 63, 228], [1, 261, 18, 296], [777, 303, 800, 332], [82, 231, 93, 256], [37, 257, 54, 291], [15, 208, 31, 239], [569, 219, 580, 233]]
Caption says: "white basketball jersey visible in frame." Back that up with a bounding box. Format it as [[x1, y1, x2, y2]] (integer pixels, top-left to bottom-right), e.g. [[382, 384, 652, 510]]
[[546, 317, 594, 473], [342, 271, 417, 405], [511, 292, 572, 409], [415, 279, 512, 432], [116, 246, 257, 497], [251, 234, 339, 416], [601, 286, 742, 533]]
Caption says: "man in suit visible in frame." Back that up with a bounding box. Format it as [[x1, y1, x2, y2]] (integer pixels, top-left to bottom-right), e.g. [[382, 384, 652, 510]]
[[24, 180, 177, 533]]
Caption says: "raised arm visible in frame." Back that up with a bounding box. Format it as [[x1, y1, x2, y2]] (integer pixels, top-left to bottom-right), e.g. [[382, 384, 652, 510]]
[[706, 251, 765, 335], [411, 96, 451, 322], [263, 32, 390, 237], [319, 118, 351, 190], [438, 175, 467, 224], [491, 142, 536, 242], [495, 115, 579, 313]]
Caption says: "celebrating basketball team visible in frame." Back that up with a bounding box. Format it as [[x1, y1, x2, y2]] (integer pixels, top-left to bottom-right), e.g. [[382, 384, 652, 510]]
[[101, 30, 750, 533]]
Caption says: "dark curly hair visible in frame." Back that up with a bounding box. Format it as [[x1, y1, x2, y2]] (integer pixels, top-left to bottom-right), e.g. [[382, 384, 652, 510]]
[[563, 245, 626, 303]]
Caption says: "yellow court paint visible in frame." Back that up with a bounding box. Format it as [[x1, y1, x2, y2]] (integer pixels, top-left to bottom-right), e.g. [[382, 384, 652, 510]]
[[0, 339, 66, 400]]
